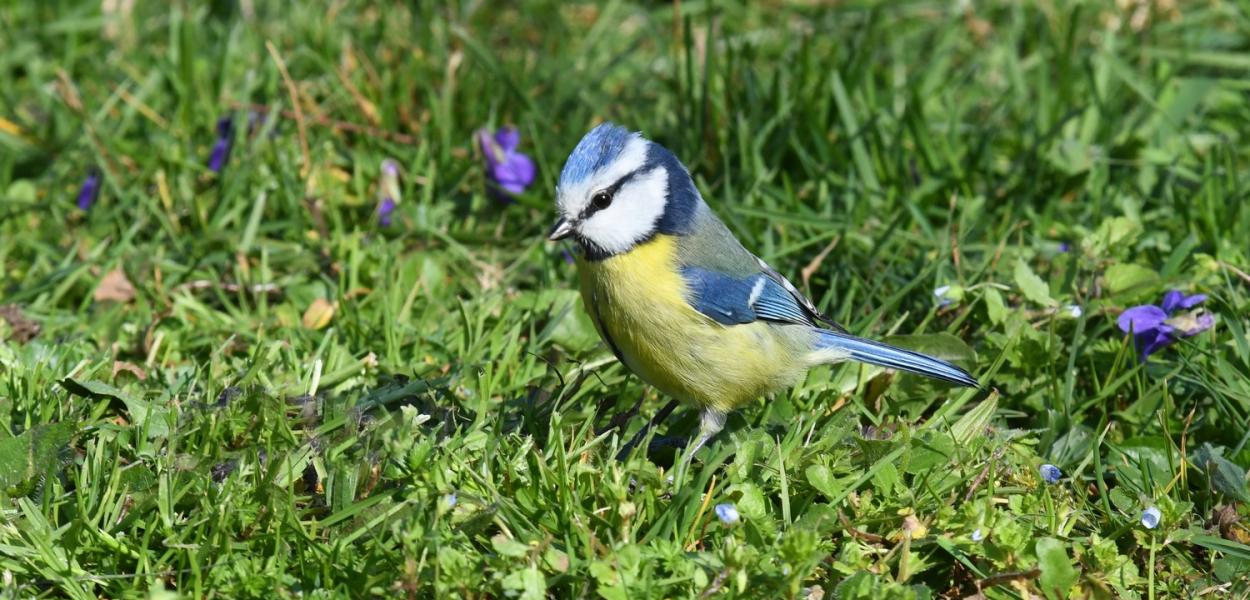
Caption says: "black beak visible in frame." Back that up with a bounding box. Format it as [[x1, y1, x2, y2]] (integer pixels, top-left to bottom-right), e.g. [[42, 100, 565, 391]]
[[548, 218, 575, 241]]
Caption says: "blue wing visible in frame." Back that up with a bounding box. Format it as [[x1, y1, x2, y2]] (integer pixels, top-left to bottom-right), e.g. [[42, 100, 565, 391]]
[[680, 266, 823, 326], [679, 265, 979, 388]]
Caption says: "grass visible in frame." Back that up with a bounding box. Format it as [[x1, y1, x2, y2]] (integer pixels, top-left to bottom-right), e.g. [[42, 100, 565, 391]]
[[2, 0, 1250, 597]]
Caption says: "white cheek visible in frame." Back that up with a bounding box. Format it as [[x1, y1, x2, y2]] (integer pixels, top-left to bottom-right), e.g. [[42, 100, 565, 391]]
[[557, 136, 650, 218], [579, 167, 668, 254]]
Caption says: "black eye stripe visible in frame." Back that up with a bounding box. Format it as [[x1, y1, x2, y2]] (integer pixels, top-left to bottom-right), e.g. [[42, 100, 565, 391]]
[[582, 167, 646, 219]]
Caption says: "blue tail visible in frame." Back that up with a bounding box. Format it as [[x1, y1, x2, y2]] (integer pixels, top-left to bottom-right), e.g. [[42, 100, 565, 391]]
[[814, 329, 979, 388]]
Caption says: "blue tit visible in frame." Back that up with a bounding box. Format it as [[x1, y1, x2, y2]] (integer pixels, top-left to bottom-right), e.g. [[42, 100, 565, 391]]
[[549, 123, 979, 459]]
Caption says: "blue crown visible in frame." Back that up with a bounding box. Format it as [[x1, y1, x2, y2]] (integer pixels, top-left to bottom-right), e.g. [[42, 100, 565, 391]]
[[559, 123, 637, 187]]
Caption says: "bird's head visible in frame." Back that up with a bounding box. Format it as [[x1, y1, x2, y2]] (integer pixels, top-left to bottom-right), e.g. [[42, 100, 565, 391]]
[[549, 123, 699, 259]]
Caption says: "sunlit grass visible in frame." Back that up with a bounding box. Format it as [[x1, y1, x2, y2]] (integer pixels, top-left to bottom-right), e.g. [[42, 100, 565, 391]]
[[1, 1, 1249, 597]]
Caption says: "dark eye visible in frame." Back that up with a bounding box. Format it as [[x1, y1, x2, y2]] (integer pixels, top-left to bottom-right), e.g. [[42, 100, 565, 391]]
[[591, 190, 613, 211]]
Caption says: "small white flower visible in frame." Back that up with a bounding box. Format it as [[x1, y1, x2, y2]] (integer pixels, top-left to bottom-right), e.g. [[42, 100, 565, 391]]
[[934, 285, 953, 307], [400, 405, 430, 427], [714, 503, 740, 525], [444, 493, 457, 509], [1064, 304, 1083, 318], [971, 528, 983, 542], [1141, 506, 1161, 529]]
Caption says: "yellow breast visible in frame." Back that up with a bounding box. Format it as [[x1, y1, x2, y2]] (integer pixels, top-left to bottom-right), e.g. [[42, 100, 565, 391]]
[[576, 235, 810, 412]]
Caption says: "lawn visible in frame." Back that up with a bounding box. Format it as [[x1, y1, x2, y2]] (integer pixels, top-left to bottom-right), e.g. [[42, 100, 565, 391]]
[[2, 1, 1250, 597]]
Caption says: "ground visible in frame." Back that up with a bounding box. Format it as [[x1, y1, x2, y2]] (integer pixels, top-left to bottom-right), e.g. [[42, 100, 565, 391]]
[[2, 1, 1250, 598]]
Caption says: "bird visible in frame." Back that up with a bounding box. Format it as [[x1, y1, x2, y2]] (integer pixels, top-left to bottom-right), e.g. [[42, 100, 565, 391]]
[[548, 123, 979, 461]]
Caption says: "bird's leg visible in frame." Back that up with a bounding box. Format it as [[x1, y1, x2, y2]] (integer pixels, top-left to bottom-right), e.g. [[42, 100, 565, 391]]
[[596, 389, 646, 436], [678, 409, 726, 466], [615, 399, 680, 461], [670, 409, 727, 486]]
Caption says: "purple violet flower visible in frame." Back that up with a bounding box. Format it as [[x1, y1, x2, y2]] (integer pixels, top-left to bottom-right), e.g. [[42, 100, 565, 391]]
[[1117, 290, 1213, 362], [77, 169, 101, 210], [377, 198, 396, 226], [377, 159, 401, 226], [476, 126, 535, 200], [1057, 242, 1071, 253], [208, 116, 235, 173], [1039, 464, 1062, 484]]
